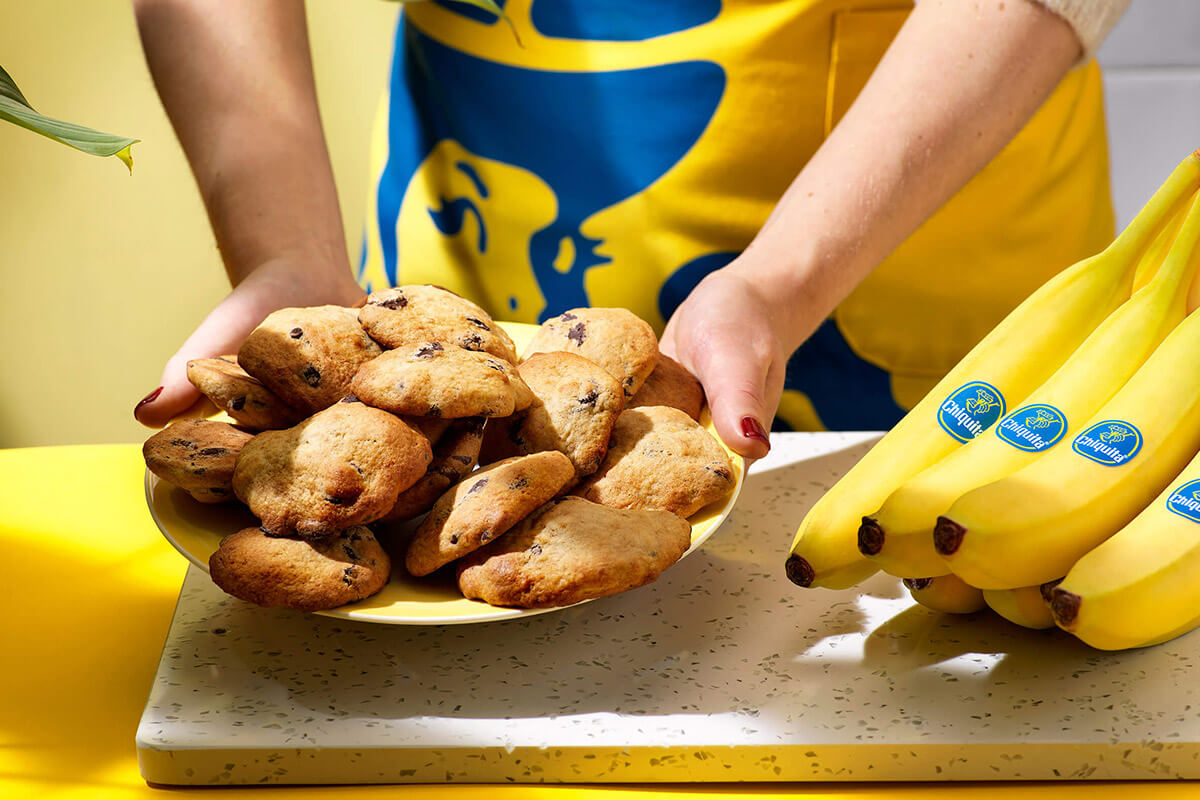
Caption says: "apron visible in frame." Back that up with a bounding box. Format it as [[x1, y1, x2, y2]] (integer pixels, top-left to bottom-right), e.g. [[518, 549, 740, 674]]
[[358, 0, 1115, 432]]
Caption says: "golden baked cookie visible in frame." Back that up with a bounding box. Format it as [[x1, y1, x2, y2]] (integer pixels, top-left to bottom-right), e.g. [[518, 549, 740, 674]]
[[404, 451, 575, 577], [238, 305, 382, 416], [186, 356, 304, 430], [456, 496, 691, 608], [480, 352, 623, 477], [574, 406, 734, 518], [143, 419, 254, 503], [627, 352, 705, 421], [402, 415, 454, 447], [209, 526, 391, 611], [232, 400, 431, 538], [383, 417, 485, 522], [359, 285, 517, 362], [351, 342, 533, 419], [523, 308, 658, 398]]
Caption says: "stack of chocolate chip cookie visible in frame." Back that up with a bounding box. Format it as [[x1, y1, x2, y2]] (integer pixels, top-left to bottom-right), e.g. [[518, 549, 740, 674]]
[[144, 286, 736, 613]]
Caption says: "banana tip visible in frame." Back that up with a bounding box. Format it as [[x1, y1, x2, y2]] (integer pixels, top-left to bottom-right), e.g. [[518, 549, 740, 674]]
[[1039, 578, 1064, 604], [785, 554, 815, 587], [933, 517, 966, 555], [857, 517, 885, 556], [903, 577, 934, 592], [1049, 588, 1081, 627]]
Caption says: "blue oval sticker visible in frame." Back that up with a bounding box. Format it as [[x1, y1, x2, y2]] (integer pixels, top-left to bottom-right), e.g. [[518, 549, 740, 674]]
[[1167, 479, 1200, 523], [996, 403, 1068, 453], [1071, 420, 1143, 466], [937, 381, 1006, 443]]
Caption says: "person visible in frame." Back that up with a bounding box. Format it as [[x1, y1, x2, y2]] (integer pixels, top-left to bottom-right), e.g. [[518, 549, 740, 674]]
[[131, 0, 1129, 461]]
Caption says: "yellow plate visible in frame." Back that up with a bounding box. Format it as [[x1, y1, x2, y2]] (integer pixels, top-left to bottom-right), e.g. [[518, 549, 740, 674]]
[[145, 321, 745, 625]]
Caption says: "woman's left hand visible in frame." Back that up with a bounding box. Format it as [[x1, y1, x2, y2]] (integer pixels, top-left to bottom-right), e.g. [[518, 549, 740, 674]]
[[661, 265, 805, 460]]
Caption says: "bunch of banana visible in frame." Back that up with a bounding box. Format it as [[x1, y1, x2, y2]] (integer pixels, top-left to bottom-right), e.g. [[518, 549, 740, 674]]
[[786, 152, 1200, 590], [787, 151, 1200, 650]]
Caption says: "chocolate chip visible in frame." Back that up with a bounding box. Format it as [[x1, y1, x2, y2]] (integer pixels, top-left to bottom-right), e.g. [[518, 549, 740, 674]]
[[342, 566, 357, 585], [560, 312, 577, 321], [508, 477, 528, 490], [197, 447, 227, 456], [339, 393, 360, 404], [192, 467, 207, 475], [325, 495, 352, 505], [372, 292, 407, 310], [230, 396, 246, 411], [449, 534, 459, 545], [170, 438, 196, 449], [449, 454, 474, 464], [578, 389, 598, 406], [465, 316, 491, 331], [479, 529, 493, 543], [468, 478, 488, 494], [415, 342, 443, 359], [567, 322, 587, 345], [461, 333, 484, 350], [302, 365, 321, 387], [427, 405, 442, 417], [529, 544, 542, 555], [289, 327, 303, 339], [484, 358, 505, 371], [342, 543, 357, 561]]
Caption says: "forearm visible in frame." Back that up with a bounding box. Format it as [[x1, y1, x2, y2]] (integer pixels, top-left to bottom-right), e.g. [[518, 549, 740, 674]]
[[734, 0, 1082, 350], [133, 0, 350, 285]]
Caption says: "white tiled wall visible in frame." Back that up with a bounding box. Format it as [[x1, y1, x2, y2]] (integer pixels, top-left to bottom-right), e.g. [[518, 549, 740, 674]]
[[1098, 1, 1200, 227]]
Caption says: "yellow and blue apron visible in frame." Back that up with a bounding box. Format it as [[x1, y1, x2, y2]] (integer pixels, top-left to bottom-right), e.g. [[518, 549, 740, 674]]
[[358, 0, 1114, 431]]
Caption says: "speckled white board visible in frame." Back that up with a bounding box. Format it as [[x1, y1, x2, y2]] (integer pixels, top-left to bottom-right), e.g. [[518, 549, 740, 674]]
[[137, 433, 1200, 785]]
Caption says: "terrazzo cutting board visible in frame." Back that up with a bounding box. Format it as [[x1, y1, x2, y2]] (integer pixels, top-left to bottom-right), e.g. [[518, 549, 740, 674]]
[[137, 432, 1200, 786]]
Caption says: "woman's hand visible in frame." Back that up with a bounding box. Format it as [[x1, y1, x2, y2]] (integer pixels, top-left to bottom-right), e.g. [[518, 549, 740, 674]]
[[661, 264, 812, 460], [133, 257, 364, 427]]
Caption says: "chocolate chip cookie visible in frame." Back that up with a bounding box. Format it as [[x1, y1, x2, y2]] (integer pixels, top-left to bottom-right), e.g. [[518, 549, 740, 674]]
[[359, 285, 517, 363], [523, 308, 658, 398], [351, 342, 533, 418], [627, 352, 705, 421], [456, 496, 691, 608], [143, 418, 254, 503], [209, 525, 391, 611], [383, 417, 485, 522], [574, 406, 735, 518], [186, 356, 305, 430], [239, 305, 382, 416], [404, 451, 575, 577], [232, 400, 431, 538], [480, 352, 624, 476]]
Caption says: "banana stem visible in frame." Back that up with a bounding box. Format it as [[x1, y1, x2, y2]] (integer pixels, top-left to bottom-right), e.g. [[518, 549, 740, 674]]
[[1107, 153, 1200, 267]]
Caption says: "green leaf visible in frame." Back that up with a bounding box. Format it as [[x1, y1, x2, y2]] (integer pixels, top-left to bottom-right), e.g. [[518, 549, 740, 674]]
[[383, 0, 522, 46], [0, 64, 139, 172]]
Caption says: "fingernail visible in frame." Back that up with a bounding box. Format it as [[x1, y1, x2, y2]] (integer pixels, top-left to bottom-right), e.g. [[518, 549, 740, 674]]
[[741, 416, 770, 448], [135, 386, 164, 418]]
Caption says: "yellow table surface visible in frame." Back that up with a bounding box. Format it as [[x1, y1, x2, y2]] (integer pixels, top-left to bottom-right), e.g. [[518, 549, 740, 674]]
[[2, 443, 1197, 800]]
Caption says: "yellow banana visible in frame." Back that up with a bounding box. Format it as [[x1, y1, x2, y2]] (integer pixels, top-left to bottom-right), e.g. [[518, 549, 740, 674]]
[[903, 574, 985, 614], [786, 153, 1200, 589], [982, 584, 1056, 630], [860, 197, 1196, 578], [1049, 448, 1200, 649], [936, 247, 1200, 590]]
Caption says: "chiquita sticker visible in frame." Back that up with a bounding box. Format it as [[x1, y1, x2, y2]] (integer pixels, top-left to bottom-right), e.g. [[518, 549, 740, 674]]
[[1072, 420, 1143, 466], [937, 381, 1006, 443], [995, 403, 1068, 453], [1167, 479, 1200, 523]]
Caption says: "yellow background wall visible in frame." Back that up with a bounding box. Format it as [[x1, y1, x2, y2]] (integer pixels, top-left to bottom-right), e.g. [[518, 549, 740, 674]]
[[0, 0, 398, 447]]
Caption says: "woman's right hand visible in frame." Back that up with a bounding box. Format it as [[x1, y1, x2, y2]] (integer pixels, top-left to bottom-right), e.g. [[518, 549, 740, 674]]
[[133, 257, 365, 427]]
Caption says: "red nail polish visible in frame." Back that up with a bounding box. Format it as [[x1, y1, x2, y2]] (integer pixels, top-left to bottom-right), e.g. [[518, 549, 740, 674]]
[[741, 416, 770, 447], [136, 386, 164, 411]]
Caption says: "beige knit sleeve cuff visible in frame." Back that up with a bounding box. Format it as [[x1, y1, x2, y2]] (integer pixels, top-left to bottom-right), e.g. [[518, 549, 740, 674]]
[[1032, 0, 1132, 60]]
